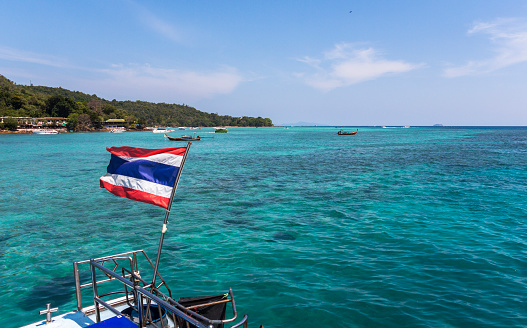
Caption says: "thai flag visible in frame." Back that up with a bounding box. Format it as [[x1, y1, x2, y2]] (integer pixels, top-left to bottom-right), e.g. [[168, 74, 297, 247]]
[[100, 146, 188, 208]]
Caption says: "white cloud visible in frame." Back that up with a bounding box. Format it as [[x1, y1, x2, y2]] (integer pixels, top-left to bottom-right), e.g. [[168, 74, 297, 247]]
[[0, 47, 69, 68], [140, 12, 181, 42], [0, 45, 243, 102], [129, 1, 182, 43], [444, 18, 527, 77], [92, 64, 243, 101], [297, 56, 321, 68], [297, 43, 422, 91]]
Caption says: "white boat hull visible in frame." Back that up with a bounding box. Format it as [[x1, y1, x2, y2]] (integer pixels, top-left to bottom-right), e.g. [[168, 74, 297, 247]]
[[33, 129, 59, 134]]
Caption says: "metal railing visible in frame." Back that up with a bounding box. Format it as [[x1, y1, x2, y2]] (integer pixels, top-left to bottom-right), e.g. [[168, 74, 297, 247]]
[[75, 250, 248, 328], [73, 250, 172, 313]]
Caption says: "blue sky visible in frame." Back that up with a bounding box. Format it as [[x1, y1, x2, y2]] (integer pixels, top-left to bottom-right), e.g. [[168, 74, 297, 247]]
[[1, 1, 527, 126]]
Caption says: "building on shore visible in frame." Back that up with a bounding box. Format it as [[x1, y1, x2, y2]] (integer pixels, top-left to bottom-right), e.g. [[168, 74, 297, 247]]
[[104, 119, 127, 129], [0, 116, 67, 129]]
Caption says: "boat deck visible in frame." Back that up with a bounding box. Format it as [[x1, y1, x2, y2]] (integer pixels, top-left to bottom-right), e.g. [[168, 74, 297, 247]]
[[20, 311, 96, 328], [21, 301, 176, 328]]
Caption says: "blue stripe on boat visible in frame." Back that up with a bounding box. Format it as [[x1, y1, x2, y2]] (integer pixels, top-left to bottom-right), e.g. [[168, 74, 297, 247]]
[[89, 315, 137, 327]]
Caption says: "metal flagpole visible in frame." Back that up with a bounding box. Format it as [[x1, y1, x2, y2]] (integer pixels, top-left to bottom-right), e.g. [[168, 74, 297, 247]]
[[151, 142, 192, 289]]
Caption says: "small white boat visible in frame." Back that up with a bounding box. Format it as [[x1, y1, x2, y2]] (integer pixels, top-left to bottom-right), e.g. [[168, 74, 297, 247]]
[[153, 128, 173, 133], [110, 128, 125, 133], [32, 129, 59, 135]]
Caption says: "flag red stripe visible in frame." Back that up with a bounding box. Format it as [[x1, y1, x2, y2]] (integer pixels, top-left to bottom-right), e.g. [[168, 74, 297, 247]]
[[100, 178, 170, 208], [107, 146, 187, 158]]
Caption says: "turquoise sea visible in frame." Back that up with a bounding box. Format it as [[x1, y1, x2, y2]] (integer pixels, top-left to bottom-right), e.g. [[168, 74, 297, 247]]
[[0, 126, 526, 328]]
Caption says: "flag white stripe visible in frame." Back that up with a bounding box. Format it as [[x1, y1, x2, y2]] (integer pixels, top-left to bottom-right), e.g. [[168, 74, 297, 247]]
[[100, 173, 173, 198], [118, 153, 183, 167]]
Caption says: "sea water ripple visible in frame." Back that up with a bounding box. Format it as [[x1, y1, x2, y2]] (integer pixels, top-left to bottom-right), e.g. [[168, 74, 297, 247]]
[[0, 126, 526, 327]]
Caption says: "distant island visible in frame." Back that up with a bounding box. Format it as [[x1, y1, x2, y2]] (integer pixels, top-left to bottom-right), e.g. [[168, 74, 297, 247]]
[[0, 74, 272, 132]]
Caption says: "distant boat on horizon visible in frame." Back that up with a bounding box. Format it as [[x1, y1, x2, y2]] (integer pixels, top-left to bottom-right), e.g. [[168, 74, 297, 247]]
[[337, 129, 358, 135]]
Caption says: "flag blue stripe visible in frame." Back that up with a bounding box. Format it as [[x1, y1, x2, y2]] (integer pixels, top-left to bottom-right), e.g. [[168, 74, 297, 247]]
[[106, 154, 179, 187]]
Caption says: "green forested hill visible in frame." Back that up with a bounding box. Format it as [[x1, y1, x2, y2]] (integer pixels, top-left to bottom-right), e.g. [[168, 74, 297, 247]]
[[0, 74, 273, 130]]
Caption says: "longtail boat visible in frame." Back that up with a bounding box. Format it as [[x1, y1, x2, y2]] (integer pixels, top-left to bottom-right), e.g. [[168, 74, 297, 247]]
[[337, 129, 358, 135], [165, 134, 201, 141]]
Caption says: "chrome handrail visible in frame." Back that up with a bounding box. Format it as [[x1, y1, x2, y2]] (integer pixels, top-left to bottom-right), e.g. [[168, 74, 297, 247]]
[[89, 256, 249, 328], [73, 249, 171, 312]]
